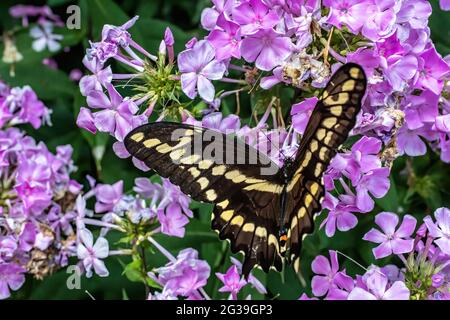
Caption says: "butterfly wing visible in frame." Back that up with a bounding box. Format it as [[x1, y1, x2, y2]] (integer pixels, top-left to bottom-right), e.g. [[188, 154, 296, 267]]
[[283, 63, 367, 264], [124, 122, 284, 275]]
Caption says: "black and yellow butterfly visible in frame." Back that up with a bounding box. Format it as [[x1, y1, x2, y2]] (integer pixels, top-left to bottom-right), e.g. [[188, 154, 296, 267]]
[[124, 63, 367, 276]]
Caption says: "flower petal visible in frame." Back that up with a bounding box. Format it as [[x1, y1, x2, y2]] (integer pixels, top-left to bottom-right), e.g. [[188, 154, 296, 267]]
[[348, 287, 377, 300], [375, 212, 398, 235], [395, 215, 417, 238], [311, 255, 331, 275], [93, 237, 109, 258], [382, 281, 410, 300], [197, 75, 215, 102]]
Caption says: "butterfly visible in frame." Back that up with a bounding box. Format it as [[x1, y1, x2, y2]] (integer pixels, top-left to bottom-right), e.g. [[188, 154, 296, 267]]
[[124, 63, 367, 277]]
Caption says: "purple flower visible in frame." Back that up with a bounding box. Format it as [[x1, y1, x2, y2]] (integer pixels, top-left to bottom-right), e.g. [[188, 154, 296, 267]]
[[200, 0, 233, 31], [416, 47, 450, 95], [382, 55, 418, 92], [311, 250, 342, 297], [332, 136, 382, 186], [19, 222, 37, 252], [207, 14, 241, 61], [347, 48, 380, 78], [355, 167, 390, 212], [87, 84, 146, 141], [363, 212, 417, 259], [397, 0, 431, 30], [230, 257, 267, 294], [76, 107, 96, 134], [232, 0, 279, 35], [164, 27, 175, 63], [155, 248, 210, 297], [441, 0, 450, 11], [178, 40, 226, 102], [216, 265, 247, 299], [29, 22, 62, 52], [157, 203, 189, 238], [15, 182, 52, 216], [42, 57, 58, 69], [423, 207, 450, 255], [326, 272, 355, 300], [164, 27, 174, 47], [94, 180, 123, 213], [69, 69, 83, 81], [101, 16, 138, 47], [323, 0, 368, 34], [298, 293, 319, 300], [160, 179, 192, 218], [320, 193, 360, 237], [77, 228, 109, 278], [133, 177, 163, 199], [361, 0, 397, 41], [0, 263, 26, 300], [79, 56, 112, 96], [435, 114, 450, 133], [431, 273, 445, 288], [397, 126, 428, 157], [9, 5, 62, 27], [185, 112, 241, 133], [2, 85, 49, 129], [0, 236, 17, 263], [403, 90, 439, 130], [86, 41, 119, 65], [240, 29, 292, 71], [348, 267, 410, 300], [380, 264, 404, 283], [148, 288, 178, 300], [291, 97, 318, 134]]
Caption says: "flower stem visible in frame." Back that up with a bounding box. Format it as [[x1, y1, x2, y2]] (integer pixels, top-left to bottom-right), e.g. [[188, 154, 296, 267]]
[[228, 64, 248, 72], [148, 236, 176, 263], [113, 73, 137, 80], [220, 77, 247, 85], [130, 39, 157, 61], [83, 218, 125, 232]]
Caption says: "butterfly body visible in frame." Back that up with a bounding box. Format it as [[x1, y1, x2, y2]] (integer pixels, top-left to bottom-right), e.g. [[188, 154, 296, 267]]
[[124, 63, 367, 277]]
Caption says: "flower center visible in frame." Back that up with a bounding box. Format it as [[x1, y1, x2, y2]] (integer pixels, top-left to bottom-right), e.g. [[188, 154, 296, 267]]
[[262, 36, 273, 46]]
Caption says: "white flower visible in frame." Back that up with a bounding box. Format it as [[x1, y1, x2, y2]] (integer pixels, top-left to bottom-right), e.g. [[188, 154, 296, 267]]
[[77, 228, 109, 277], [29, 22, 63, 52]]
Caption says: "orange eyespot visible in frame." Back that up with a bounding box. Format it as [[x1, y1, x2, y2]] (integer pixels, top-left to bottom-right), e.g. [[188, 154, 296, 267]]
[[280, 235, 287, 242]]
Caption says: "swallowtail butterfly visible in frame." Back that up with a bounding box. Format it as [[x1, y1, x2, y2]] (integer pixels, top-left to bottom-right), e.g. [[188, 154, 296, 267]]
[[124, 63, 367, 276]]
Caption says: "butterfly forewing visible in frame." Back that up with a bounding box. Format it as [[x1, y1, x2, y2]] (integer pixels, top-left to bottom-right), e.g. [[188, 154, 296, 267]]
[[124, 122, 285, 274], [283, 63, 367, 262]]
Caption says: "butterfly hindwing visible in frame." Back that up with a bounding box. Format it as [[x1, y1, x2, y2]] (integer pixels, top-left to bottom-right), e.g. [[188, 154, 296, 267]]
[[212, 190, 283, 274], [283, 63, 367, 262]]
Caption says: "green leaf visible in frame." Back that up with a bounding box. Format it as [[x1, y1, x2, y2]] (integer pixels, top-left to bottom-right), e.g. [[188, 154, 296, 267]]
[[430, 0, 450, 56], [375, 176, 399, 212], [0, 62, 76, 100], [89, 0, 132, 38], [122, 259, 144, 283]]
